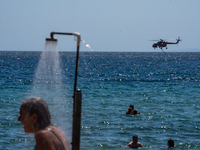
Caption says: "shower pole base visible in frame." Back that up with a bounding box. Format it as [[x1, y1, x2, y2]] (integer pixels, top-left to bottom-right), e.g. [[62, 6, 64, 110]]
[[72, 90, 82, 150]]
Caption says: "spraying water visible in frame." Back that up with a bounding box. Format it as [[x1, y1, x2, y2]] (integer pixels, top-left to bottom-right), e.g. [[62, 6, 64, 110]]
[[81, 39, 93, 51], [31, 41, 62, 98], [30, 40, 72, 140]]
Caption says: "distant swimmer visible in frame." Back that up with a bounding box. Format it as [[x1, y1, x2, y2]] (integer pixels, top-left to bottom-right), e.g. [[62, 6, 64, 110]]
[[126, 105, 140, 115], [132, 109, 140, 115], [127, 135, 143, 148], [126, 107, 133, 115], [166, 139, 175, 149]]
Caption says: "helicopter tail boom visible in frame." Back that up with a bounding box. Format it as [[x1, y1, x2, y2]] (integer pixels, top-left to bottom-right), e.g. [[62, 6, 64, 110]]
[[176, 37, 181, 44]]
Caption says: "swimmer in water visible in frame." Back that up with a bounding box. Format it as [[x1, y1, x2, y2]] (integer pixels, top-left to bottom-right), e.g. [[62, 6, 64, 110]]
[[166, 139, 175, 149], [127, 135, 143, 148], [18, 97, 70, 150], [126, 107, 133, 115], [126, 105, 140, 115], [132, 109, 140, 115]]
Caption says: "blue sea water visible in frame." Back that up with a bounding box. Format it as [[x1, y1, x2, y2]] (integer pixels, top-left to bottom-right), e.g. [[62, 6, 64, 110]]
[[0, 51, 200, 150]]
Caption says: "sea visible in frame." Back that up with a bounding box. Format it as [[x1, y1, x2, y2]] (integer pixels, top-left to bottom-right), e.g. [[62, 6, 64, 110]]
[[0, 50, 200, 150]]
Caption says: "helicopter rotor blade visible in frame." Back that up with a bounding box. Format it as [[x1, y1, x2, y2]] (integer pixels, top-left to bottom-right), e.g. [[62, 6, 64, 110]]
[[167, 38, 176, 41], [176, 37, 182, 41], [160, 39, 166, 42]]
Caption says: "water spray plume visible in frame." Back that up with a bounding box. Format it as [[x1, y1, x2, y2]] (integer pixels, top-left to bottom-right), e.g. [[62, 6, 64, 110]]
[[81, 40, 93, 51]]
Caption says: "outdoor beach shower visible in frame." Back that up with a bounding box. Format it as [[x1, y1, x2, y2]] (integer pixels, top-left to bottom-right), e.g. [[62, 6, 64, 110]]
[[46, 32, 82, 150]]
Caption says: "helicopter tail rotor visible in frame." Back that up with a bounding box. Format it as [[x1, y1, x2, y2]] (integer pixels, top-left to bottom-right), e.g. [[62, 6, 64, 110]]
[[176, 37, 181, 43]]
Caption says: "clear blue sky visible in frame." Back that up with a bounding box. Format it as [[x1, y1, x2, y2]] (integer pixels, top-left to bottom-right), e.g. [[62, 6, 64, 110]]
[[1, 0, 200, 52]]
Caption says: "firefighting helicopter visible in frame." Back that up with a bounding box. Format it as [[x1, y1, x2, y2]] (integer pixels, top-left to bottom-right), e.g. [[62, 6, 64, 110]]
[[151, 37, 181, 50]]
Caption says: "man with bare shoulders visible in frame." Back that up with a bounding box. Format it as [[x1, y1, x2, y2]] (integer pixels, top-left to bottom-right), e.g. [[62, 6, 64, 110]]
[[18, 97, 70, 150], [127, 135, 143, 148]]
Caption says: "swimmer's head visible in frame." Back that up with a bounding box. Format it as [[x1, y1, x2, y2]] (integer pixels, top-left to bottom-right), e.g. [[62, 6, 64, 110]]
[[130, 105, 134, 109], [133, 110, 137, 114], [167, 139, 174, 147], [132, 135, 138, 142]]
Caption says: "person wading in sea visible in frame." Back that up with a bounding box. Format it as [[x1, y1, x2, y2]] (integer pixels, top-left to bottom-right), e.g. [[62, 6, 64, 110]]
[[127, 135, 143, 148], [126, 105, 140, 115]]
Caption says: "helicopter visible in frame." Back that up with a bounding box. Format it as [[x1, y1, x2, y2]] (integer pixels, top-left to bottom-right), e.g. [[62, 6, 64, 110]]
[[152, 37, 181, 50]]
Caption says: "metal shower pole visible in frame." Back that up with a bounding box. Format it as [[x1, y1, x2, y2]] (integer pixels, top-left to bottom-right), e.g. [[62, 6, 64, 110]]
[[46, 32, 82, 150]]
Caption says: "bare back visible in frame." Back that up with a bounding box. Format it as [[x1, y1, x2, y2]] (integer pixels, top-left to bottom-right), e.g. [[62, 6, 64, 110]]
[[35, 126, 70, 150]]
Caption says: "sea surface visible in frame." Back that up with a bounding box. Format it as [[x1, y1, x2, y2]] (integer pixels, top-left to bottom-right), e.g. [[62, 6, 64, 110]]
[[0, 51, 200, 150]]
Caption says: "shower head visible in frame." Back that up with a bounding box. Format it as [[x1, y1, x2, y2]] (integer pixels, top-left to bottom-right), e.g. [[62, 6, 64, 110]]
[[46, 36, 57, 41]]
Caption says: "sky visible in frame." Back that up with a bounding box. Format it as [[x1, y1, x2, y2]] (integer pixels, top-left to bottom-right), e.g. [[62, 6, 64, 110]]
[[0, 0, 200, 52]]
